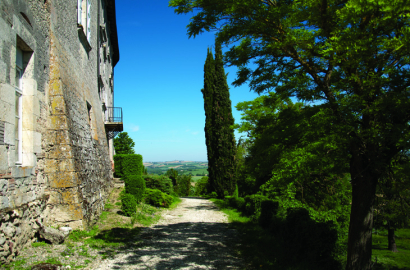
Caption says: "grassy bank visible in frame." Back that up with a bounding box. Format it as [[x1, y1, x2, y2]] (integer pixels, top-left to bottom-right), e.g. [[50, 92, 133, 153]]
[[1, 186, 181, 270]]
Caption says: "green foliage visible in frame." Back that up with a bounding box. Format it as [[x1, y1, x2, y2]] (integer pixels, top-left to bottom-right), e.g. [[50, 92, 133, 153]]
[[143, 174, 173, 195], [113, 132, 135, 155], [143, 188, 174, 208], [124, 174, 146, 203], [194, 176, 209, 196], [121, 193, 137, 217], [132, 203, 160, 226], [170, 1, 410, 268], [174, 174, 192, 197], [114, 154, 144, 178], [69, 225, 100, 242], [165, 168, 178, 186], [202, 42, 237, 198]]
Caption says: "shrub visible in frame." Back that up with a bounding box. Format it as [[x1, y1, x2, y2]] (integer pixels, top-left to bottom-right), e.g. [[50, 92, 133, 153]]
[[259, 199, 279, 228], [194, 176, 209, 196], [114, 154, 143, 178], [143, 175, 173, 195], [124, 174, 146, 203], [121, 193, 137, 216], [243, 194, 268, 217], [144, 188, 173, 208], [175, 175, 191, 197], [281, 208, 340, 269]]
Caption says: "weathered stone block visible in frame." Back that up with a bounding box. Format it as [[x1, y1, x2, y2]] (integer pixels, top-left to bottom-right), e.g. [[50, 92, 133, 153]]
[[55, 130, 70, 145], [48, 115, 68, 130], [39, 226, 65, 244], [0, 146, 8, 171], [46, 145, 73, 159], [50, 96, 66, 115], [48, 203, 83, 222], [58, 159, 75, 172], [3, 122, 14, 145], [0, 100, 13, 124], [48, 172, 79, 188], [11, 167, 32, 178], [0, 84, 14, 106], [22, 79, 37, 96]]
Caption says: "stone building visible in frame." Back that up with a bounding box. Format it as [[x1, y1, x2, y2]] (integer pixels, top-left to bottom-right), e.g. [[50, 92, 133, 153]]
[[0, 0, 122, 263]]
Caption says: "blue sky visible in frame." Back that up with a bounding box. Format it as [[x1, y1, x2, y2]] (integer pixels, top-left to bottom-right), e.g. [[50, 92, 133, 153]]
[[114, 0, 259, 162]]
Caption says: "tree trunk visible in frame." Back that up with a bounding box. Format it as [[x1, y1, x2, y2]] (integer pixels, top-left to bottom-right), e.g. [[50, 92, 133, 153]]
[[387, 225, 398, 252], [346, 156, 378, 270]]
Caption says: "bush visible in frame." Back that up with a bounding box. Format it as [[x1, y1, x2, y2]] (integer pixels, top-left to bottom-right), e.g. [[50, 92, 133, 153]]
[[243, 194, 268, 217], [259, 199, 279, 228], [114, 154, 143, 178], [121, 193, 137, 216], [124, 174, 146, 203], [281, 208, 340, 269], [194, 176, 209, 196], [175, 174, 191, 197], [143, 175, 173, 195], [144, 188, 173, 208]]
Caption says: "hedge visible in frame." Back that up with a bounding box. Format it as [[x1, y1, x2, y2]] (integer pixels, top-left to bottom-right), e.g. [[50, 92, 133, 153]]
[[113, 154, 143, 178], [121, 193, 137, 216], [124, 174, 146, 203], [143, 175, 173, 195], [144, 188, 173, 208]]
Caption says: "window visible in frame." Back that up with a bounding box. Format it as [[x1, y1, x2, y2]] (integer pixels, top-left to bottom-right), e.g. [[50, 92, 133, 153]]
[[86, 0, 91, 42], [77, 0, 82, 25], [78, 0, 91, 43], [15, 47, 23, 164]]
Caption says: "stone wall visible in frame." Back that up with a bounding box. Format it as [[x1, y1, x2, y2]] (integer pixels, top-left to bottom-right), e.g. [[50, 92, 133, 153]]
[[0, 0, 51, 263], [0, 0, 119, 263], [43, 0, 115, 230]]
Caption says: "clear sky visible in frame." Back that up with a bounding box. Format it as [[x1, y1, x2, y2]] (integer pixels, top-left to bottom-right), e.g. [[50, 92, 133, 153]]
[[113, 0, 259, 162]]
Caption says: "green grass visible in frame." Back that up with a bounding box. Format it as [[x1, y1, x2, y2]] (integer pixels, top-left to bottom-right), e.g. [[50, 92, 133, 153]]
[[31, 241, 48, 248], [372, 229, 410, 270]]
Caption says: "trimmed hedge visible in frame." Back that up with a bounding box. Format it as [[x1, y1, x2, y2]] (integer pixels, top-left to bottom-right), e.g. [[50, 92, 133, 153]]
[[114, 154, 144, 178], [144, 188, 173, 208], [143, 175, 173, 195], [124, 174, 146, 203], [121, 193, 136, 216]]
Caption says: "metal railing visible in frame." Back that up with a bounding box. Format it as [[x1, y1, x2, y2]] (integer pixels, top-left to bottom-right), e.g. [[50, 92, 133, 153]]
[[105, 107, 122, 122]]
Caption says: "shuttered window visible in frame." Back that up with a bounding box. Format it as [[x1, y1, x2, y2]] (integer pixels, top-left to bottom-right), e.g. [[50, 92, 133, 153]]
[[0, 121, 4, 145]]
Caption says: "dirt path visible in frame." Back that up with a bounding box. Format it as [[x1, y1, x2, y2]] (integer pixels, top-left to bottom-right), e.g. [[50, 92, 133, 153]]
[[93, 197, 245, 269]]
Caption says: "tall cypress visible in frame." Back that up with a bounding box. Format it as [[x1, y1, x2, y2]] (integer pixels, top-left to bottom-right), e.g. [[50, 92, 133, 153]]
[[202, 48, 216, 193], [202, 42, 237, 198]]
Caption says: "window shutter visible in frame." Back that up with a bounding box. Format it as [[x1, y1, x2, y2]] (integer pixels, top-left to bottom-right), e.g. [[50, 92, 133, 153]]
[[0, 121, 4, 145], [77, 0, 82, 25], [87, 0, 91, 42]]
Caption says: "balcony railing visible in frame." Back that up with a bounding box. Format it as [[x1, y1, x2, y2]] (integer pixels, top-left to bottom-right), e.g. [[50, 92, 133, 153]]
[[105, 107, 123, 139], [105, 107, 122, 123]]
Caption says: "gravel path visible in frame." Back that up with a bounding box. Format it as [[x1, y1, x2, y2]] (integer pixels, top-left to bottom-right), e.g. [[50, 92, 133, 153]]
[[94, 197, 245, 270]]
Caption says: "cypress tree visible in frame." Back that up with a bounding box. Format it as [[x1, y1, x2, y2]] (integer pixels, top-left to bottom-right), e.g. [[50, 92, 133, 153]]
[[201, 48, 216, 193], [202, 42, 237, 198]]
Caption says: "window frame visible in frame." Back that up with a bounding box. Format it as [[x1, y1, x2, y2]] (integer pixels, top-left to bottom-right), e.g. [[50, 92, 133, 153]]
[[15, 47, 24, 165]]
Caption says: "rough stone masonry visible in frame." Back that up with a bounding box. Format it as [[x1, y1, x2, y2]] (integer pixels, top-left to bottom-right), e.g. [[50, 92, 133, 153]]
[[0, 0, 120, 263]]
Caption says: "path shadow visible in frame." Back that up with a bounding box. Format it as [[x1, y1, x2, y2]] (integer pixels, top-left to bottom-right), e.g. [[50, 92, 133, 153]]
[[97, 222, 243, 269]]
